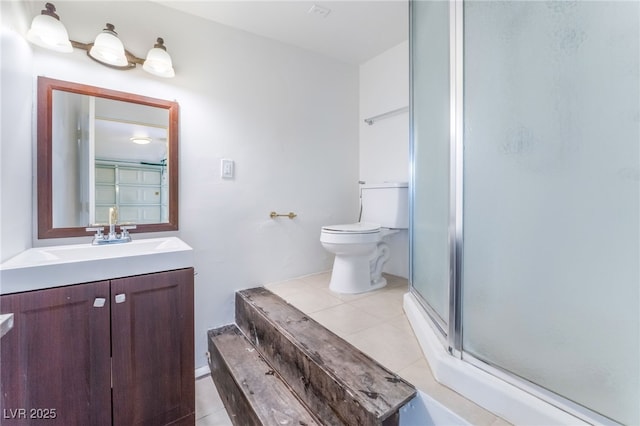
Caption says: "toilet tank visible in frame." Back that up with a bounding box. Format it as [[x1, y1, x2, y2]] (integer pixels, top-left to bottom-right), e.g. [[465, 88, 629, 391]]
[[360, 182, 408, 229]]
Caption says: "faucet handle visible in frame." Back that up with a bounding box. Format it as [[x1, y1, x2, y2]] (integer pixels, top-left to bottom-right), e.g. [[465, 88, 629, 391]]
[[119, 224, 137, 238], [86, 226, 105, 243], [86, 226, 104, 237]]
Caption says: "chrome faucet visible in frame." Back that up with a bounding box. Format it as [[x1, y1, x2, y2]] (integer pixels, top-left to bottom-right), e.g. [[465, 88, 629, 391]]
[[86, 224, 137, 245], [85, 207, 137, 245]]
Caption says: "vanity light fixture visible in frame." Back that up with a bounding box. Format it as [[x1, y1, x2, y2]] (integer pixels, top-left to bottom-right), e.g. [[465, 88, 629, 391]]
[[88, 24, 128, 67], [142, 38, 175, 78], [26, 3, 175, 78], [130, 137, 152, 145], [26, 3, 73, 53]]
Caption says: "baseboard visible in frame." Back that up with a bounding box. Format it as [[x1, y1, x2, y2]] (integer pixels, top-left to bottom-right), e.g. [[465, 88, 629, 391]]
[[195, 365, 211, 379]]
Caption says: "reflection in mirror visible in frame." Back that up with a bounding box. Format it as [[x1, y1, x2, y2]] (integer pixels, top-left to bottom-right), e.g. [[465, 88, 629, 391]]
[[38, 77, 179, 238], [51, 92, 169, 227]]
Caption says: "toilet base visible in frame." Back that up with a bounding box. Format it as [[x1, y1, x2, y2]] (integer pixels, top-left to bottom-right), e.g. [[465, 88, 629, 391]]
[[328, 255, 388, 294]]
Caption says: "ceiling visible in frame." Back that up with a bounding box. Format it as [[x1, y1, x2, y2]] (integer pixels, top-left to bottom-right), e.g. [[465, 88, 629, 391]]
[[152, 0, 409, 64]]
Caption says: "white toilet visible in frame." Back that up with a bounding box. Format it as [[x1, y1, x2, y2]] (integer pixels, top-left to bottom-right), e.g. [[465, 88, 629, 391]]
[[320, 182, 408, 294]]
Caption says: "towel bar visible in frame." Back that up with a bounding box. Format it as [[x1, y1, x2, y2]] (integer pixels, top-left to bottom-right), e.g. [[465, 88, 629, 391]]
[[270, 211, 297, 219]]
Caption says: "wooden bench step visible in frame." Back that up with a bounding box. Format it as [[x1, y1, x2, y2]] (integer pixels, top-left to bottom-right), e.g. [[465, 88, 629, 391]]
[[207, 324, 321, 426], [236, 287, 416, 426]]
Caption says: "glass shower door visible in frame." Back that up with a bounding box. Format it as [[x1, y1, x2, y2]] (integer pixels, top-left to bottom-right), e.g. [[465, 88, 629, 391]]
[[461, 1, 640, 424], [410, 0, 451, 331]]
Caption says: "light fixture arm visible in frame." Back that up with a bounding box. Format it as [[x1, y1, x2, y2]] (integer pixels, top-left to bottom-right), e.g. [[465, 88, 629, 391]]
[[70, 39, 143, 71], [68, 23, 143, 70]]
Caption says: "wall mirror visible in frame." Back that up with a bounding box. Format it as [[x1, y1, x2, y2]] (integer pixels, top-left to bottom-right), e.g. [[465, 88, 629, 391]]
[[37, 76, 179, 238]]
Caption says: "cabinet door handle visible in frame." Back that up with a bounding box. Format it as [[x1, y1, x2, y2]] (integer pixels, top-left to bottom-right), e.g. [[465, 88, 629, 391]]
[[0, 313, 14, 338], [114, 294, 126, 304], [93, 298, 106, 308]]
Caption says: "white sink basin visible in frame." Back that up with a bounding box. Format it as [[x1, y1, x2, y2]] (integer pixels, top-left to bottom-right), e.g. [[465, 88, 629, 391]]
[[0, 237, 194, 295]]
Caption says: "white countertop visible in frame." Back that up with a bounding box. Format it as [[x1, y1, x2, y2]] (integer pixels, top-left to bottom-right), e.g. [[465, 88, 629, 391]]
[[0, 237, 194, 295]]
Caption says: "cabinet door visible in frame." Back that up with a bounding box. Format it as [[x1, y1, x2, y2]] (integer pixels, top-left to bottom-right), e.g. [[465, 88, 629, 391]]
[[111, 268, 195, 425], [0, 282, 111, 426]]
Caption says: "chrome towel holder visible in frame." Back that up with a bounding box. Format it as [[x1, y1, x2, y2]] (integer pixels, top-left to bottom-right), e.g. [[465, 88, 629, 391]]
[[363, 106, 409, 125], [270, 211, 297, 219]]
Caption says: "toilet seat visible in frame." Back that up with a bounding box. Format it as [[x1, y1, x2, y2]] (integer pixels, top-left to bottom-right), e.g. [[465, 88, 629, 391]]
[[321, 222, 380, 234], [320, 222, 381, 245]]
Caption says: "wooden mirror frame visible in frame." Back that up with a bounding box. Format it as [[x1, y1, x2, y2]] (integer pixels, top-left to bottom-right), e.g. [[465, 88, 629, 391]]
[[37, 76, 179, 239]]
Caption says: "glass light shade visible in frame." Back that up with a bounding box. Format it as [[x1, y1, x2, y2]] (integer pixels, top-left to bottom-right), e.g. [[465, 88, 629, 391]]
[[89, 30, 128, 67], [26, 14, 72, 53], [143, 47, 175, 78]]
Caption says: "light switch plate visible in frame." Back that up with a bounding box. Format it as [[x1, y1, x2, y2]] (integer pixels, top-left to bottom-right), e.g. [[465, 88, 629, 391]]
[[221, 159, 234, 179]]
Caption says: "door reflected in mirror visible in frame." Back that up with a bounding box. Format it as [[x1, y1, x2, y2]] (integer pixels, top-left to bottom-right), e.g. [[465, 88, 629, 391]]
[[38, 77, 179, 238]]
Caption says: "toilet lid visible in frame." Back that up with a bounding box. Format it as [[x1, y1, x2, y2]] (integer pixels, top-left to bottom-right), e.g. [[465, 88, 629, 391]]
[[322, 222, 380, 234]]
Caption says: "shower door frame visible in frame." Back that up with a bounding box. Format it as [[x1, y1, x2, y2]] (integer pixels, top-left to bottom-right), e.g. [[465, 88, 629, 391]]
[[409, 1, 628, 424], [408, 0, 464, 356], [448, 0, 464, 357]]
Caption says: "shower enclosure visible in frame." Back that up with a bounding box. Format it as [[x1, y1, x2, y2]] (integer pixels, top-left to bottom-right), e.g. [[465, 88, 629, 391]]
[[410, 1, 639, 425]]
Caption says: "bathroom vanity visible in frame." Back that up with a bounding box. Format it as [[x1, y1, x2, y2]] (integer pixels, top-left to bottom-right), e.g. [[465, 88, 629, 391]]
[[0, 238, 195, 425]]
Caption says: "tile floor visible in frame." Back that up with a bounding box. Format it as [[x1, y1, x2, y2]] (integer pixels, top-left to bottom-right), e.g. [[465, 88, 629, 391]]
[[195, 272, 510, 426]]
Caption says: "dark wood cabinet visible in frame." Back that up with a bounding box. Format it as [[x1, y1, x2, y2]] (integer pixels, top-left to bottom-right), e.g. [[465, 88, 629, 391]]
[[0, 281, 112, 426], [111, 269, 195, 425], [0, 268, 194, 426]]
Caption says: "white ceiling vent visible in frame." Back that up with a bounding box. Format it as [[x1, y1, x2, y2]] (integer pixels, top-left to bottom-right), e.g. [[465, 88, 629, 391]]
[[308, 4, 331, 18]]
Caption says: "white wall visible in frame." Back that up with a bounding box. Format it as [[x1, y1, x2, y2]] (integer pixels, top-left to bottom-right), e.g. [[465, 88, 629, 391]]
[[1, 1, 359, 369], [359, 41, 409, 277], [1, 3, 33, 262], [360, 40, 409, 183]]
